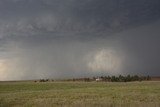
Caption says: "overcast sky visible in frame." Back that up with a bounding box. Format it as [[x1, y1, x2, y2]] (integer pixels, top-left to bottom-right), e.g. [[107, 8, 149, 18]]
[[0, 0, 160, 80]]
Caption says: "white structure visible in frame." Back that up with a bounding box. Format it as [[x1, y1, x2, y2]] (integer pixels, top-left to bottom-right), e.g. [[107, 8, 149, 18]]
[[96, 77, 102, 82]]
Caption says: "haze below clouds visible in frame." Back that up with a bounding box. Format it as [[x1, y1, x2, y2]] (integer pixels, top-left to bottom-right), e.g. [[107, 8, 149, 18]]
[[0, 0, 160, 80]]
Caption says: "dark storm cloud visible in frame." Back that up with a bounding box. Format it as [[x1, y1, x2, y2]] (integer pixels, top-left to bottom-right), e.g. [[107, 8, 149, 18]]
[[0, 0, 160, 38], [0, 0, 160, 80], [114, 21, 160, 75]]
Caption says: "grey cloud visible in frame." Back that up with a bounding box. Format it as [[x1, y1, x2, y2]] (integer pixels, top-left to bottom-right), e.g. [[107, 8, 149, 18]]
[[0, 0, 160, 38]]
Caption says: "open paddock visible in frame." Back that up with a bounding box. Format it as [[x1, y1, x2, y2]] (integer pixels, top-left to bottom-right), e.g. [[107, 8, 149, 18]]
[[0, 81, 160, 107]]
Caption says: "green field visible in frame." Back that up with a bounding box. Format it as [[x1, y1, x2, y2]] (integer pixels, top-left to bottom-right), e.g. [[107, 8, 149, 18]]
[[0, 81, 160, 107]]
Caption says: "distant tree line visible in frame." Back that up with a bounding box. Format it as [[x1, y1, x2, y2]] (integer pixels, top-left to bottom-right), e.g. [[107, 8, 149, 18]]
[[72, 75, 151, 82], [35, 75, 151, 82], [97, 75, 151, 82], [35, 79, 54, 82]]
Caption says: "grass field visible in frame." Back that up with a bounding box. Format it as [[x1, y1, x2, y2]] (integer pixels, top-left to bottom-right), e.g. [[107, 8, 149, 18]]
[[0, 81, 160, 107]]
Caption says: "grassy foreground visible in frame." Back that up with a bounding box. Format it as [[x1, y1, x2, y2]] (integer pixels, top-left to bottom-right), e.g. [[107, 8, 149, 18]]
[[0, 81, 160, 107]]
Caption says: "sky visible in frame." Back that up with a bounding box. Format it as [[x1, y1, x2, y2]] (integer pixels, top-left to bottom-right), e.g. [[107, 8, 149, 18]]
[[0, 0, 160, 80]]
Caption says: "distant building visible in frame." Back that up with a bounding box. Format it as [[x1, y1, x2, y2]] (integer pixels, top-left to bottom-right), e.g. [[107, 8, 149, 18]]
[[96, 77, 103, 82]]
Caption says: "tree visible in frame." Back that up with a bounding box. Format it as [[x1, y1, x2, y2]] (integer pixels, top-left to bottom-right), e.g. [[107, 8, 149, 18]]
[[147, 75, 151, 81]]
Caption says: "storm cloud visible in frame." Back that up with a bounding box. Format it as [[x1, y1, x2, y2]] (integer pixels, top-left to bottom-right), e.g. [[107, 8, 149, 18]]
[[0, 0, 160, 80]]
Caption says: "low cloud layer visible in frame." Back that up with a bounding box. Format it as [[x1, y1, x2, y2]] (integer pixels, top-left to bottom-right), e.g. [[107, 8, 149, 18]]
[[0, 0, 160, 80]]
